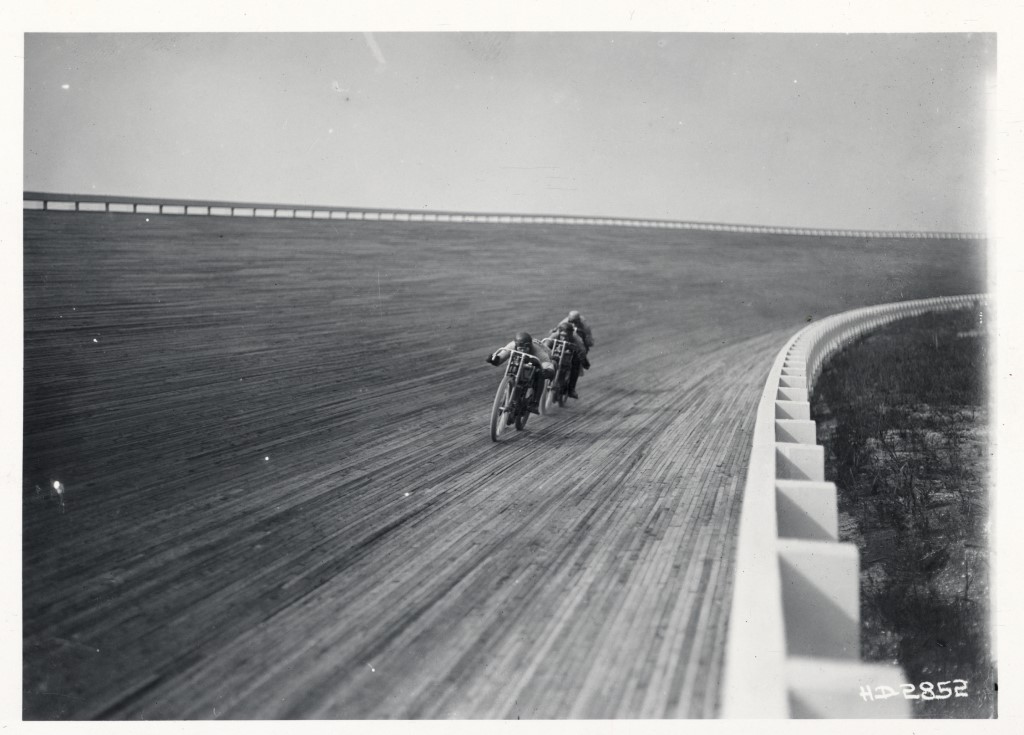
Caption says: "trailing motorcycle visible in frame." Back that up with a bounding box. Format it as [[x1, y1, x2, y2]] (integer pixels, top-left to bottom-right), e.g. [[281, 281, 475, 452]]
[[541, 338, 573, 414]]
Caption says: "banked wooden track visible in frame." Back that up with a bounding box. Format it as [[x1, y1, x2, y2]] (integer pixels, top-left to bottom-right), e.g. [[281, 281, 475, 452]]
[[22, 212, 985, 719]]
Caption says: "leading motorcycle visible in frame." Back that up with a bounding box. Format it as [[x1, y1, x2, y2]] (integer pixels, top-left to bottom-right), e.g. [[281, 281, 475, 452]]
[[489, 349, 542, 441]]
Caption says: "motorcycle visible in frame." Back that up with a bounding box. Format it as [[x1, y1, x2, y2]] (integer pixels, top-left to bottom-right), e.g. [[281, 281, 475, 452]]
[[489, 349, 541, 441], [540, 338, 573, 414]]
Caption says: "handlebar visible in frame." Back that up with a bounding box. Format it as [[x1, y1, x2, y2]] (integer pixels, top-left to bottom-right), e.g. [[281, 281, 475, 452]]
[[504, 348, 542, 364], [547, 338, 576, 359], [503, 349, 540, 383]]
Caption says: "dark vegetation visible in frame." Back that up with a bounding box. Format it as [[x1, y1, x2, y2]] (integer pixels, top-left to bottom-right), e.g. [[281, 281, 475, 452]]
[[812, 307, 994, 718]]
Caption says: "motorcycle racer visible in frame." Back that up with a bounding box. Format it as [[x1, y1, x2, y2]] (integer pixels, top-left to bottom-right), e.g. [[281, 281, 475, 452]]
[[544, 321, 589, 399], [486, 331, 555, 414], [565, 310, 594, 351]]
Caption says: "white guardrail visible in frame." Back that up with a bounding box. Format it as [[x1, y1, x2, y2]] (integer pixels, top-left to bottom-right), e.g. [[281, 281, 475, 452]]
[[23, 192, 986, 240], [722, 292, 988, 718]]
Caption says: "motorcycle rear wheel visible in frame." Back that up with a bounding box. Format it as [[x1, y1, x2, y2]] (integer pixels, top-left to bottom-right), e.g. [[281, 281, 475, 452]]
[[515, 408, 530, 431], [515, 385, 533, 430]]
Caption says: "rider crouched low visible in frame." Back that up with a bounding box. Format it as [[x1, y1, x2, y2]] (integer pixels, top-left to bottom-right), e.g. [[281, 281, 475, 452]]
[[566, 310, 594, 352], [486, 331, 555, 414], [544, 320, 590, 399]]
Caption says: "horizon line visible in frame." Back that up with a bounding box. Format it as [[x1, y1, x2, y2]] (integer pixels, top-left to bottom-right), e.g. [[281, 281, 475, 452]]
[[22, 191, 988, 240]]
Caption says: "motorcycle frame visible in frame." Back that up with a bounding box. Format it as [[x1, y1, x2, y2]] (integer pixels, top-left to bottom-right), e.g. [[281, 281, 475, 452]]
[[547, 339, 572, 392], [502, 349, 539, 412]]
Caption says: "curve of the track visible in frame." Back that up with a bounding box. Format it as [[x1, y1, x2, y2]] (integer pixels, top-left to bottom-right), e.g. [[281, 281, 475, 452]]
[[22, 212, 985, 719]]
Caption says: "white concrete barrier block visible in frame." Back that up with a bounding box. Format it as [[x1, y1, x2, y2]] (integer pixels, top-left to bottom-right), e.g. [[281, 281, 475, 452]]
[[776, 400, 811, 420], [775, 419, 817, 445], [778, 540, 859, 658], [786, 656, 911, 718], [780, 375, 808, 389], [777, 386, 809, 402], [776, 444, 824, 481], [782, 366, 806, 377], [776, 480, 838, 541]]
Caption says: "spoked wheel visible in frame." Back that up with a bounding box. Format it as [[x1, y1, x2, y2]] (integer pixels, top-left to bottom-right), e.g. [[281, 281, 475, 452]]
[[540, 379, 555, 415], [560, 361, 578, 406], [543, 368, 565, 413], [490, 380, 515, 442], [515, 385, 533, 430]]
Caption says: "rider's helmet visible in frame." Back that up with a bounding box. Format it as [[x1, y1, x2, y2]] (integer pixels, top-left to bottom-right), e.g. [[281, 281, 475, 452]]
[[514, 331, 533, 352], [555, 321, 574, 339], [567, 310, 582, 324]]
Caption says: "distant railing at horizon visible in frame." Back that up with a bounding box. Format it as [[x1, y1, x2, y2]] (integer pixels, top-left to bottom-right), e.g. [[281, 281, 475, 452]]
[[23, 191, 987, 240]]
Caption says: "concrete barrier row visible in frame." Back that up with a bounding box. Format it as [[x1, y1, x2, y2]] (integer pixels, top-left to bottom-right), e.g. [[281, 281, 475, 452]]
[[721, 292, 987, 719], [22, 192, 985, 240]]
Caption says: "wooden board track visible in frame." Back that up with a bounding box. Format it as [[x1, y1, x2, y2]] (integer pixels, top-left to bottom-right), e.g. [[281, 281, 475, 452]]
[[22, 211, 985, 719]]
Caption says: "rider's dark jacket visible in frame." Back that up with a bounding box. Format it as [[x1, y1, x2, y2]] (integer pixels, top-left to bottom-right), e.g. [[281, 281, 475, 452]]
[[568, 316, 594, 350], [543, 328, 587, 357], [491, 339, 554, 374]]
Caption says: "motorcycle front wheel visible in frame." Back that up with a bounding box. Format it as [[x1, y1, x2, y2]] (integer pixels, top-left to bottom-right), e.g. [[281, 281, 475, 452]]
[[490, 379, 514, 442], [556, 378, 568, 407], [540, 379, 555, 415]]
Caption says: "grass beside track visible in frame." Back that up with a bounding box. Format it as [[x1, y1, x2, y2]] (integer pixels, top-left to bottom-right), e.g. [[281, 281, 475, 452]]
[[811, 308, 994, 718]]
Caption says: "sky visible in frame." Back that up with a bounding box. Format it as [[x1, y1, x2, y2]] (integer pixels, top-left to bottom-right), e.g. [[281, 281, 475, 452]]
[[23, 31, 993, 233]]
